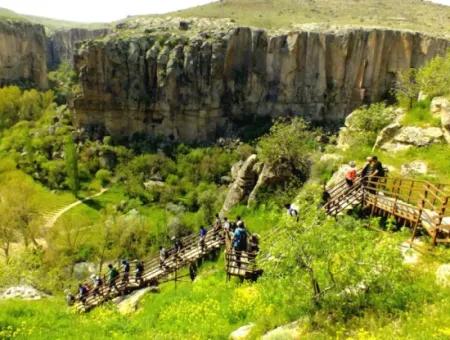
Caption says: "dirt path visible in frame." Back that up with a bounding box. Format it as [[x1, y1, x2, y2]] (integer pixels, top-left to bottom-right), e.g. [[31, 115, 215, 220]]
[[43, 188, 109, 229]]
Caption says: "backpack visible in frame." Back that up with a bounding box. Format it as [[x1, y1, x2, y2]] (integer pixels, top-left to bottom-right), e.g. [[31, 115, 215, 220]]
[[110, 267, 119, 279]]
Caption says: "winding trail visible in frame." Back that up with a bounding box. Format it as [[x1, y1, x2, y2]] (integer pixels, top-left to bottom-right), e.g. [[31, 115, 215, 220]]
[[43, 188, 108, 229]]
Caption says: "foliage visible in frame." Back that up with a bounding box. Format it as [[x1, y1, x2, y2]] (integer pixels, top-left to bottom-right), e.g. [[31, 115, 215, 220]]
[[48, 62, 80, 104], [64, 135, 80, 196], [0, 86, 54, 132], [257, 117, 319, 183], [416, 49, 450, 98], [394, 68, 420, 109], [401, 99, 441, 127]]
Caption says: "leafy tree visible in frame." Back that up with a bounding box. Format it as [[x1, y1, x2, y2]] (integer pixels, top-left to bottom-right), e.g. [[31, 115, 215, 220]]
[[394, 68, 420, 109], [257, 117, 319, 182], [64, 135, 79, 196], [416, 50, 450, 98], [0, 203, 19, 263]]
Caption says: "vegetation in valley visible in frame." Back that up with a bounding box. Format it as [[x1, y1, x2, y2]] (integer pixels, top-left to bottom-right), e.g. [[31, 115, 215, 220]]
[[0, 36, 450, 340]]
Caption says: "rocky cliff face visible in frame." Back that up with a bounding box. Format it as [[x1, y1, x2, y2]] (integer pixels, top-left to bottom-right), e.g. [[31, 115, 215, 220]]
[[0, 20, 48, 88], [73, 26, 450, 142], [47, 28, 109, 69]]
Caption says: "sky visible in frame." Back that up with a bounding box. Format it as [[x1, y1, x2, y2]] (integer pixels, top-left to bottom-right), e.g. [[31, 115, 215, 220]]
[[0, 0, 448, 23]]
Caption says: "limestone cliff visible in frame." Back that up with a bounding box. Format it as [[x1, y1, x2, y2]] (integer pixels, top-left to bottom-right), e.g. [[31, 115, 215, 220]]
[[47, 28, 109, 69], [73, 26, 450, 142], [0, 20, 47, 89]]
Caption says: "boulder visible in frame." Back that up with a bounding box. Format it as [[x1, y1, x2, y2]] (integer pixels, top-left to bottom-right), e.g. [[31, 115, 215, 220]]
[[393, 127, 444, 147], [400, 161, 428, 177], [221, 155, 258, 213], [117, 287, 155, 315], [373, 122, 402, 150], [380, 142, 413, 153], [262, 321, 300, 340], [441, 108, 450, 130], [430, 97, 449, 115], [231, 160, 244, 180], [247, 163, 278, 205], [0, 285, 48, 300], [436, 264, 450, 288], [73, 262, 97, 280], [230, 324, 255, 340]]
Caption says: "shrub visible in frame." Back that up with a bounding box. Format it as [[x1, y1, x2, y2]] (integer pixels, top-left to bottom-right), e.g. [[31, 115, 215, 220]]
[[95, 169, 112, 187]]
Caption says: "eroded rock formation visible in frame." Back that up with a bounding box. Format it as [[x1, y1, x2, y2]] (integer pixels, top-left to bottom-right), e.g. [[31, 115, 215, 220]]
[[73, 26, 450, 142], [0, 20, 48, 88], [47, 28, 109, 69]]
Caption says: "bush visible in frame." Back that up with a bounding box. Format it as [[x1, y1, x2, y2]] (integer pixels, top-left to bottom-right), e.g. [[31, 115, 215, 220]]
[[95, 169, 112, 186], [416, 50, 450, 98]]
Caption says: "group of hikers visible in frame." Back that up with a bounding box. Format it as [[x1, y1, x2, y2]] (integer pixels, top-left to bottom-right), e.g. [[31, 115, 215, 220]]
[[344, 155, 385, 190], [70, 214, 259, 306]]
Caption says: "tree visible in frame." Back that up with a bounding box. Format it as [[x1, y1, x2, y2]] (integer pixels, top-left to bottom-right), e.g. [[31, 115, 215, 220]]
[[416, 50, 450, 98], [64, 135, 79, 196], [394, 68, 420, 109], [0, 203, 19, 263], [257, 117, 319, 182], [262, 185, 410, 317]]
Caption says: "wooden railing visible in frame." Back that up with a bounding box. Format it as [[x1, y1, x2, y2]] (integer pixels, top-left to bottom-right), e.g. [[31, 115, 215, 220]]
[[324, 172, 450, 244], [73, 226, 225, 312], [225, 250, 261, 280]]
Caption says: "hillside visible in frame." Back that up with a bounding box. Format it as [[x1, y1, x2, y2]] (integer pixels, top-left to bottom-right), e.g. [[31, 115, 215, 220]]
[[167, 0, 450, 35], [0, 7, 107, 32]]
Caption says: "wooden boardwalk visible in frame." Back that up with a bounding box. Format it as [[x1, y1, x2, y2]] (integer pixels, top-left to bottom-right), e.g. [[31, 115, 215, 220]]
[[325, 174, 450, 244], [73, 227, 261, 312]]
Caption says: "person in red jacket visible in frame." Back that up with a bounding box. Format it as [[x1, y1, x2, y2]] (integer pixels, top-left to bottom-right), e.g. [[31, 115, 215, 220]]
[[345, 161, 357, 187]]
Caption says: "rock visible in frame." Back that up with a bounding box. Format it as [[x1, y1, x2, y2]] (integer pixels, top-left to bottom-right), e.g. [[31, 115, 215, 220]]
[[144, 180, 165, 189], [399, 239, 423, 265], [221, 155, 258, 213], [430, 97, 449, 114], [247, 163, 278, 205], [0, 21, 47, 88], [320, 154, 343, 164], [436, 264, 450, 288], [230, 324, 255, 340], [400, 161, 428, 177], [443, 129, 450, 144], [73, 262, 97, 280], [373, 122, 402, 150], [393, 127, 444, 146], [231, 160, 244, 180], [47, 28, 109, 69], [441, 108, 450, 130], [117, 287, 153, 315], [179, 21, 190, 30], [263, 321, 300, 340], [380, 142, 413, 153], [73, 27, 450, 143], [418, 91, 428, 102], [0, 285, 48, 300]]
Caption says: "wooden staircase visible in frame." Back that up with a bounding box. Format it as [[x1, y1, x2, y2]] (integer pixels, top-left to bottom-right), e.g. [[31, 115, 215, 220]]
[[324, 174, 450, 244], [74, 227, 225, 312]]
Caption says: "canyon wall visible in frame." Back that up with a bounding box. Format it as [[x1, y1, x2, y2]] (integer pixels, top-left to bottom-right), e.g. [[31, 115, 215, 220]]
[[73, 27, 450, 142], [0, 20, 48, 89], [47, 28, 109, 69]]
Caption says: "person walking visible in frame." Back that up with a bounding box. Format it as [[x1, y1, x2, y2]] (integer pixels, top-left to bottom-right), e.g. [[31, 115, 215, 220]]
[[199, 226, 207, 253], [107, 264, 120, 295], [135, 260, 144, 286], [159, 246, 168, 270], [121, 260, 130, 286]]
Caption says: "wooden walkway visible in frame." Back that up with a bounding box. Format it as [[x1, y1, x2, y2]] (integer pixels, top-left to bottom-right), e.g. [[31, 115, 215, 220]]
[[73, 227, 261, 312], [324, 174, 450, 244]]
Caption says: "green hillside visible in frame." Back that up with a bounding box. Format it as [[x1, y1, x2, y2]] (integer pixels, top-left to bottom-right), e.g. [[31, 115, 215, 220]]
[[0, 7, 107, 32], [169, 0, 450, 35]]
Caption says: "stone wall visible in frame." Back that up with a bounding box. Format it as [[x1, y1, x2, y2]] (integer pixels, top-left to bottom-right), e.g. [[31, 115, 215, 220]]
[[73, 27, 450, 142], [0, 20, 48, 89]]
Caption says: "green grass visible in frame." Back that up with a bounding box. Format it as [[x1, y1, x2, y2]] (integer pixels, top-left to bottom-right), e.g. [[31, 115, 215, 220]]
[[401, 100, 442, 127], [167, 0, 450, 35]]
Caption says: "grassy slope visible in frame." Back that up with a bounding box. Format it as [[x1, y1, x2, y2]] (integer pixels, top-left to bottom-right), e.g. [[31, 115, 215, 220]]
[[0, 7, 107, 32], [169, 0, 450, 35]]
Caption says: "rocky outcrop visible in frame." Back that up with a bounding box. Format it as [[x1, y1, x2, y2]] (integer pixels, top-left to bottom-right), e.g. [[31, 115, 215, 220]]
[[229, 324, 255, 340], [116, 286, 159, 315], [222, 155, 258, 213], [0, 20, 48, 88], [263, 321, 300, 340], [73, 27, 450, 142], [0, 285, 48, 300], [47, 28, 109, 69], [436, 264, 450, 288]]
